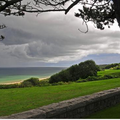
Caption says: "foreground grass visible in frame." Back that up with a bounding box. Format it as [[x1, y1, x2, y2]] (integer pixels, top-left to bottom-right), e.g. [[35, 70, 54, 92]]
[[0, 78, 120, 116], [88, 102, 120, 119]]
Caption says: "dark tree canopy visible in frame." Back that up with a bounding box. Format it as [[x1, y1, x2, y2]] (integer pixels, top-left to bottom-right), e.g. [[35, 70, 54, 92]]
[[0, 0, 120, 31], [49, 60, 100, 83]]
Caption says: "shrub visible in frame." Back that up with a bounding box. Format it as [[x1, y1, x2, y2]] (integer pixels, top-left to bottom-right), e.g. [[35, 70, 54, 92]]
[[77, 79, 82, 83], [39, 79, 50, 86], [51, 81, 70, 86], [0, 84, 20, 89], [87, 76, 98, 81], [76, 79, 88, 83], [103, 75, 114, 79], [20, 77, 40, 87], [20, 81, 33, 87]]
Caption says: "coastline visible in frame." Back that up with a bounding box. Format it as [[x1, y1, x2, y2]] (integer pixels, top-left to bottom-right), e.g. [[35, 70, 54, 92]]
[[0, 77, 50, 85]]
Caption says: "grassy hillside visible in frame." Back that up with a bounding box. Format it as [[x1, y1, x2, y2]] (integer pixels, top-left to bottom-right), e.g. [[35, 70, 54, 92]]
[[1, 77, 120, 116], [98, 69, 120, 76]]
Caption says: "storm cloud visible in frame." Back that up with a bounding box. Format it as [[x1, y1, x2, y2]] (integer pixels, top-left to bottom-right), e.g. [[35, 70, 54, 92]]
[[0, 9, 120, 67]]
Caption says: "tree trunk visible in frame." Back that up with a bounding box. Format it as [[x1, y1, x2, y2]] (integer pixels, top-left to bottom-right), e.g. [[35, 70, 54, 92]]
[[113, 0, 120, 27]]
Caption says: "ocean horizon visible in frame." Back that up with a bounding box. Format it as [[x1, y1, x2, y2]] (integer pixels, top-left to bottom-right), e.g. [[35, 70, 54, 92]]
[[0, 67, 66, 84]]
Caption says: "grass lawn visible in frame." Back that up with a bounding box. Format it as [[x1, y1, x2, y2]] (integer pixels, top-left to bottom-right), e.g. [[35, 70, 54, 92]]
[[88, 102, 120, 118], [0, 78, 120, 116], [98, 69, 120, 76]]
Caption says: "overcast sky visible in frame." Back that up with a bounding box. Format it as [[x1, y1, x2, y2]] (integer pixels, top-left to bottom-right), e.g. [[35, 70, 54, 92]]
[[0, 4, 120, 67]]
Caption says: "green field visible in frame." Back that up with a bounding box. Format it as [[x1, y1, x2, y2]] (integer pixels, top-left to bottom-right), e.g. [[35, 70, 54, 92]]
[[0, 77, 120, 116], [98, 69, 120, 76], [88, 102, 120, 118]]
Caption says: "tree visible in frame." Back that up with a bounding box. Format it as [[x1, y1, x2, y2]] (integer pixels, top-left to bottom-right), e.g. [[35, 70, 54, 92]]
[[49, 60, 100, 83], [0, 0, 120, 31]]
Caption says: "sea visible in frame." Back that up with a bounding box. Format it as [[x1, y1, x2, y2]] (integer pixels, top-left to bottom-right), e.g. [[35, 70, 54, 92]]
[[0, 67, 66, 84]]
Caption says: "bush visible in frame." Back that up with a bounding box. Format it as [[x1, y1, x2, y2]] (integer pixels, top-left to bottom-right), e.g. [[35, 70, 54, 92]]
[[76, 79, 88, 83], [20, 81, 33, 87], [20, 77, 40, 87], [51, 81, 71, 86], [86, 76, 98, 81], [39, 79, 50, 86], [103, 75, 114, 79], [0, 84, 20, 89]]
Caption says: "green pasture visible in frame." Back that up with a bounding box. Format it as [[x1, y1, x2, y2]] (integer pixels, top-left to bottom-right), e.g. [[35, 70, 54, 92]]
[[0, 77, 120, 116], [98, 69, 120, 76]]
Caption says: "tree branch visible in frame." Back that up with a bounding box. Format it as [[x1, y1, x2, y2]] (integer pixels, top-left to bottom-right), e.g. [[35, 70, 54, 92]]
[[23, 8, 66, 13], [0, 0, 22, 12], [65, 0, 81, 14]]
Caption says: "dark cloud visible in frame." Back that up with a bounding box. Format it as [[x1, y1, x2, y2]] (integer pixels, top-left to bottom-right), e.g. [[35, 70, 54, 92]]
[[0, 10, 120, 67], [1, 27, 38, 45]]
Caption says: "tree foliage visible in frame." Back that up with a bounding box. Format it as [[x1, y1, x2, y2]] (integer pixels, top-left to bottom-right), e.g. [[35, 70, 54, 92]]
[[49, 60, 100, 83], [0, 0, 120, 31], [21, 77, 40, 87], [105, 63, 120, 69]]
